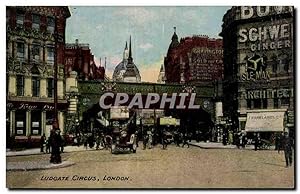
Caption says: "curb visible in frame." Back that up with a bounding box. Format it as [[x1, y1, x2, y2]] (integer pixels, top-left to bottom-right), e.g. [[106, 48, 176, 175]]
[[6, 161, 75, 172]]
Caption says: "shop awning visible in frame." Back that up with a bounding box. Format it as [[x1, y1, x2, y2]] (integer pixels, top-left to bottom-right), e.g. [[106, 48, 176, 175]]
[[245, 111, 285, 132]]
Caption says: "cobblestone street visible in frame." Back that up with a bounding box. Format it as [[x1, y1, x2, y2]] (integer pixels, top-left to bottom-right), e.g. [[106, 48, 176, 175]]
[[6, 145, 294, 189]]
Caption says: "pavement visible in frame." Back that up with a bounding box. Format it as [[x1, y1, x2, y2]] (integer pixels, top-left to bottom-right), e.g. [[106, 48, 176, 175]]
[[188, 140, 276, 150], [6, 145, 101, 157], [6, 141, 276, 171], [7, 160, 75, 171], [6, 145, 100, 171]]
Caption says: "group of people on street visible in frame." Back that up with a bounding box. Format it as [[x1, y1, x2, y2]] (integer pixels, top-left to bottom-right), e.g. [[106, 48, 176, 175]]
[[39, 128, 64, 164], [40, 130, 65, 156]]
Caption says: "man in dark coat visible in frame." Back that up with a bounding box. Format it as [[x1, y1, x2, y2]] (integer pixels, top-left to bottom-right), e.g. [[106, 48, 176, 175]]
[[50, 129, 62, 164], [283, 131, 293, 167], [40, 134, 46, 153]]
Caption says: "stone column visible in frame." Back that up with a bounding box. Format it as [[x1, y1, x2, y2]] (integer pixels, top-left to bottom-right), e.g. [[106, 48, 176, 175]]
[[10, 110, 15, 136], [24, 42, 29, 61], [24, 75, 32, 97], [57, 78, 64, 99], [41, 111, 46, 135], [40, 77, 47, 98], [8, 74, 17, 96], [26, 110, 31, 136], [58, 111, 64, 133]]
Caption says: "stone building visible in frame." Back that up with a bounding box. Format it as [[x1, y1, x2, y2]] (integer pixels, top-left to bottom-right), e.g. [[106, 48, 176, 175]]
[[220, 6, 294, 138], [164, 28, 223, 84], [6, 6, 70, 146], [65, 39, 105, 81]]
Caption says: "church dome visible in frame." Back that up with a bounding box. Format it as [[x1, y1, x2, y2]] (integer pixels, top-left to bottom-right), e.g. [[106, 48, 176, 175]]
[[112, 37, 141, 83]]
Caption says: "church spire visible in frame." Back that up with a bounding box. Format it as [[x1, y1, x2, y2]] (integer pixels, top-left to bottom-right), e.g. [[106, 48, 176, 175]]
[[172, 26, 178, 41], [128, 36, 133, 64], [123, 41, 129, 60]]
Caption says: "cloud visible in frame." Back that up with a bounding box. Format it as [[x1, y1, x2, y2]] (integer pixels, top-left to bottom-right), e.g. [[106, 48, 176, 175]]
[[95, 24, 102, 31], [114, 7, 158, 25], [139, 43, 154, 51]]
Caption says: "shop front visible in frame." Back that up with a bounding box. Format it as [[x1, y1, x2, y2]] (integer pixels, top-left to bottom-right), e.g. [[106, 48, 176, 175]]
[[7, 100, 68, 148], [244, 110, 287, 143]]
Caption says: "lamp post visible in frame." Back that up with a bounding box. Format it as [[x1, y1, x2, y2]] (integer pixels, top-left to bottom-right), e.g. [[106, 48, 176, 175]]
[[50, 12, 62, 164], [52, 14, 59, 130]]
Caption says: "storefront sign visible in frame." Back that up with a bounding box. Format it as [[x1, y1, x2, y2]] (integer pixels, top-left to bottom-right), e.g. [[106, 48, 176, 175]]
[[240, 6, 293, 20], [240, 54, 270, 81], [110, 106, 130, 119], [240, 88, 293, 99], [239, 24, 291, 52], [245, 111, 285, 132], [215, 102, 223, 117], [7, 102, 67, 110], [159, 117, 179, 126]]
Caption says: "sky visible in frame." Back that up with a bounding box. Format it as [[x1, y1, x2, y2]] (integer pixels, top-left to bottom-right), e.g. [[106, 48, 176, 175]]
[[65, 6, 231, 82]]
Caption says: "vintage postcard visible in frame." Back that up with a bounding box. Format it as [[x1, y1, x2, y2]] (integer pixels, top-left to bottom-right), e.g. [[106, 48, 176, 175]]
[[6, 6, 295, 189]]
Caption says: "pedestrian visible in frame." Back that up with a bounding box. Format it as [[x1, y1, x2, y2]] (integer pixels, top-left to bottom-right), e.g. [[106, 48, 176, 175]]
[[142, 129, 148, 150], [148, 130, 153, 149], [253, 133, 260, 151], [162, 129, 168, 150], [182, 132, 190, 148], [60, 131, 64, 153], [135, 130, 139, 148], [83, 134, 88, 150], [228, 131, 233, 145], [95, 134, 100, 150], [46, 137, 51, 154], [50, 129, 62, 164], [40, 133, 46, 153], [283, 131, 293, 167]]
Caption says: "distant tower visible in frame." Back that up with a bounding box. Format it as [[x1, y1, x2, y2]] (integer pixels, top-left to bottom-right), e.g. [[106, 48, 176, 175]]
[[123, 36, 141, 83], [157, 64, 166, 83], [112, 36, 141, 82]]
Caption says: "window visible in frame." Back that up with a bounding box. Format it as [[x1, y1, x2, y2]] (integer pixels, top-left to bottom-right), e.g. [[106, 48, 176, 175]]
[[47, 78, 54, 97], [246, 100, 251, 109], [281, 98, 290, 107], [274, 98, 279, 109], [16, 11, 24, 27], [32, 77, 40, 97], [16, 42, 25, 58], [47, 46, 54, 64], [31, 111, 41, 135], [31, 43, 40, 60], [262, 99, 268, 109], [253, 99, 261, 109], [15, 110, 26, 136], [47, 17, 55, 33], [32, 14, 40, 30], [46, 111, 54, 125], [16, 75, 24, 96]]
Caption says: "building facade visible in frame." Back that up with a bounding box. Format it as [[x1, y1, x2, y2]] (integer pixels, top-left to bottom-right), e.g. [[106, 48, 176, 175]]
[[65, 39, 105, 81], [6, 6, 70, 146], [164, 28, 223, 84], [220, 6, 294, 138]]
